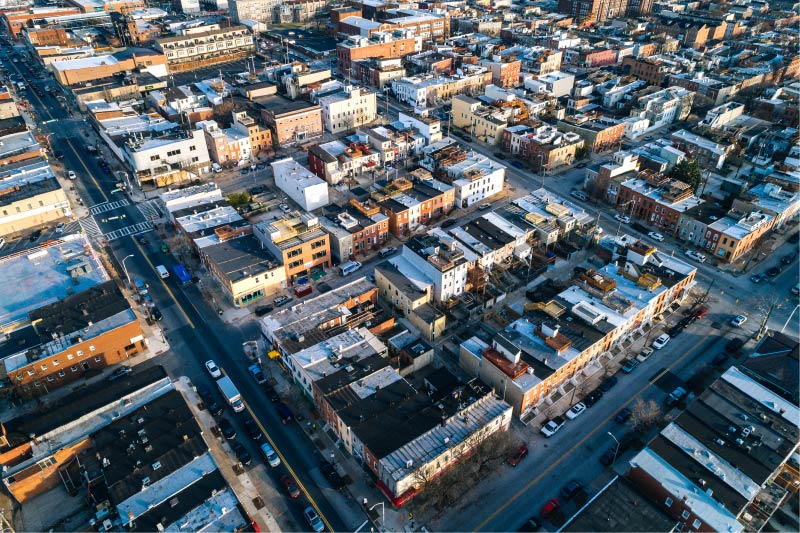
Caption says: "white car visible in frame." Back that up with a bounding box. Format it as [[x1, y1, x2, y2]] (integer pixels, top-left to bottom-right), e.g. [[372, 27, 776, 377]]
[[614, 214, 631, 224], [540, 416, 565, 437], [565, 402, 586, 420], [684, 250, 706, 263], [56, 222, 65, 233], [204, 359, 222, 378], [67, 170, 76, 180], [652, 333, 671, 350], [648, 232, 665, 242], [260, 443, 281, 467], [731, 315, 748, 327]]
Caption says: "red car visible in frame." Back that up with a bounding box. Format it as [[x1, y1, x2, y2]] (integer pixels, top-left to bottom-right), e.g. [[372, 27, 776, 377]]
[[540, 498, 561, 518], [280, 474, 300, 499], [694, 306, 709, 319], [507, 444, 529, 466]]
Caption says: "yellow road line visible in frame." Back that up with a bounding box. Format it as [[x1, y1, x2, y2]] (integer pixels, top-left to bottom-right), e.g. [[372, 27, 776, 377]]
[[473, 332, 710, 532], [225, 369, 336, 533], [133, 239, 195, 329]]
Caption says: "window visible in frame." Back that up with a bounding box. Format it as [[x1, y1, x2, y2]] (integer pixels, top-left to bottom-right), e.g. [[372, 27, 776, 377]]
[[67, 354, 75, 360], [94, 356, 101, 363], [47, 376, 54, 382], [664, 497, 673, 507], [691, 520, 701, 529], [150, 154, 160, 161], [52, 359, 59, 366], [58, 371, 66, 378], [681, 510, 690, 519], [71, 365, 78, 372], [40, 364, 47, 371], [27, 369, 35, 376]]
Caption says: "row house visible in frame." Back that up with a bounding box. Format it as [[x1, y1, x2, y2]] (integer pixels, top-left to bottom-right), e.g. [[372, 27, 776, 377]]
[[391, 67, 492, 108], [351, 58, 407, 89], [365, 123, 426, 166], [479, 56, 522, 89], [258, 96, 323, 147], [670, 129, 728, 170], [703, 211, 774, 263], [307, 140, 380, 185], [621, 55, 687, 87], [330, 200, 390, 255], [501, 124, 584, 172], [375, 175, 455, 236], [451, 95, 510, 145], [253, 211, 331, 284], [155, 25, 254, 72], [624, 87, 695, 140], [616, 173, 704, 235], [319, 87, 377, 134], [557, 114, 626, 153], [420, 138, 505, 207]]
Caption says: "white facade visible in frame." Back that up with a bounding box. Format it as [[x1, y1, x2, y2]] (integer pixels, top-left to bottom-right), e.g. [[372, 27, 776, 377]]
[[524, 71, 574, 98], [319, 87, 377, 134], [398, 111, 442, 145], [271, 157, 330, 211], [123, 129, 211, 184], [392, 78, 428, 107], [398, 235, 469, 303]]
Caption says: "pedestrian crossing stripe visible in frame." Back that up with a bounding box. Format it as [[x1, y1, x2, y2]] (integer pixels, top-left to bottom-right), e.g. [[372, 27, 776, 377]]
[[89, 199, 130, 215], [104, 221, 154, 241]]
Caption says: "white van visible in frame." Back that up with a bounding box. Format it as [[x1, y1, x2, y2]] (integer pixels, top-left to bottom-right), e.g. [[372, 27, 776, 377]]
[[211, 162, 222, 173], [156, 265, 169, 279]]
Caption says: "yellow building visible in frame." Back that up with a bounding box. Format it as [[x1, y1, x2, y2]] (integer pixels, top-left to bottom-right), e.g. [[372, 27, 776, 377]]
[[0, 162, 71, 238], [452, 95, 509, 145]]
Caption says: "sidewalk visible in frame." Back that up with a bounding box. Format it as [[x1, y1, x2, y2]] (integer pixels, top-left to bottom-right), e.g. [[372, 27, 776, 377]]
[[175, 378, 283, 533]]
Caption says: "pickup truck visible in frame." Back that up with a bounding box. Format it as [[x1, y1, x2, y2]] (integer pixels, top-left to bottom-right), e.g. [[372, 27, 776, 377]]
[[248, 364, 267, 384]]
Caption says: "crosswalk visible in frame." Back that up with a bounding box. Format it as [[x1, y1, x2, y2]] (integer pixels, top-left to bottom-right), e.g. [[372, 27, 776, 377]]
[[136, 199, 162, 221], [89, 199, 130, 216], [79, 217, 103, 240], [104, 221, 154, 242]]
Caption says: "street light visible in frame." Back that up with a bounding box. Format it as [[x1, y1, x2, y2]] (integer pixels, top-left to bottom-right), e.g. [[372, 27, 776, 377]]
[[369, 502, 385, 528], [780, 304, 799, 334], [121, 254, 134, 288], [607, 431, 620, 464]]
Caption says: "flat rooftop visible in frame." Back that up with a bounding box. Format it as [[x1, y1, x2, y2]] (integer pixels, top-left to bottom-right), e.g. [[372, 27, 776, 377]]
[[0, 234, 109, 327], [202, 234, 281, 281]]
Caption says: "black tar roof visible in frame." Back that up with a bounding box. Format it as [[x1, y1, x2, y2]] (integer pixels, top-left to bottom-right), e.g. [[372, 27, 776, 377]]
[[0, 176, 62, 208], [28, 280, 131, 342], [463, 217, 514, 250], [130, 469, 230, 533], [203, 234, 280, 282], [741, 332, 799, 404], [256, 95, 319, 116], [2, 366, 169, 448], [99, 389, 206, 504]]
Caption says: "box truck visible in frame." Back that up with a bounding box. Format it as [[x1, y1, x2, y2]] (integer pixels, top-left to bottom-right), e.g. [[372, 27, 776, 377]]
[[217, 375, 245, 412]]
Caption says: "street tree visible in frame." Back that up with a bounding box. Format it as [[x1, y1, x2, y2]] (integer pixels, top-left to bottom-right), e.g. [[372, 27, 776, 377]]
[[630, 398, 662, 433]]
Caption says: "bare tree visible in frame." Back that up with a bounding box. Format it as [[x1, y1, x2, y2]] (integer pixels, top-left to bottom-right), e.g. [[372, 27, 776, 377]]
[[630, 398, 662, 433], [472, 431, 518, 473]]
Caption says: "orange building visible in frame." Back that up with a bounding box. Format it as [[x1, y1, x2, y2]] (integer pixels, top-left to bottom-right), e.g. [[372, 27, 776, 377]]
[[3, 7, 82, 39], [3, 281, 145, 397], [254, 215, 332, 284], [259, 97, 323, 147]]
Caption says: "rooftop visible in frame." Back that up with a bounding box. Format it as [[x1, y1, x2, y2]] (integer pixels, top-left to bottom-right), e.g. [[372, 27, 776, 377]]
[[202, 234, 281, 283], [0, 234, 108, 328]]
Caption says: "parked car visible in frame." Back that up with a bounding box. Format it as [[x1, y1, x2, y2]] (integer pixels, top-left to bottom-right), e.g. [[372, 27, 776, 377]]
[[565, 402, 586, 420], [280, 474, 301, 499], [600, 376, 618, 392], [478, 203, 492, 210], [647, 232, 665, 242], [766, 266, 782, 277], [274, 295, 292, 306], [750, 273, 765, 284], [652, 333, 671, 350], [507, 444, 529, 466], [254, 305, 273, 316], [621, 359, 640, 373], [511, 161, 525, 169], [540, 416, 566, 437], [539, 498, 561, 518], [789, 233, 800, 244], [599, 447, 617, 465], [684, 250, 706, 263], [198, 387, 224, 416], [320, 461, 346, 490], [231, 441, 252, 466], [219, 418, 236, 440], [781, 252, 796, 265], [493, 152, 507, 160], [731, 314, 748, 327], [583, 389, 604, 407], [667, 323, 685, 337], [560, 480, 584, 500], [615, 408, 632, 424], [29, 229, 42, 241], [205, 359, 222, 378], [260, 442, 281, 467], [248, 364, 267, 384], [636, 348, 654, 363], [614, 214, 631, 224], [693, 306, 709, 319], [67, 170, 76, 180], [517, 517, 541, 532], [243, 418, 262, 441], [304, 507, 324, 532], [108, 366, 132, 381], [55, 222, 65, 233], [151, 307, 163, 322], [277, 402, 293, 424]]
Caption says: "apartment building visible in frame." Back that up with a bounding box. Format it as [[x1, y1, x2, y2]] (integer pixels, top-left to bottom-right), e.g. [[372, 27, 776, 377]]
[[397, 111, 442, 145], [524, 70, 575, 98], [733, 183, 800, 229], [331, 200, 390, 255], [700, 102, 745, 130], [621, 55, 684, 86], [272, 157, 329, 212], [307, 140, 381, 185], [703, 211, 774, 263], [338, 12, 449, 41], [258, 96, 323, 147], [155, 25, 254, 72], [254, 211, 331, 284], [336, 30, 420, 72], [351, 58, 407, 89], [0, 236, 145, 397], [451, 95, 509, 145], [460, 241, 695, 418], [319, 87, 377, 134], [118, 127, 211, 188], [2, 7, 82, 40], [283, 67, 332, 100], [365, 123, 426, 165], [390, 233, 469, 303], [49, 48, 168, 85], [0, 159, 71, 238]]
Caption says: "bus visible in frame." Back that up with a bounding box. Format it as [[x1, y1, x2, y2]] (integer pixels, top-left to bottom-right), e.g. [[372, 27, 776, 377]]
[[339, 261, 362, 276], [173, 264, 192, 285]]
